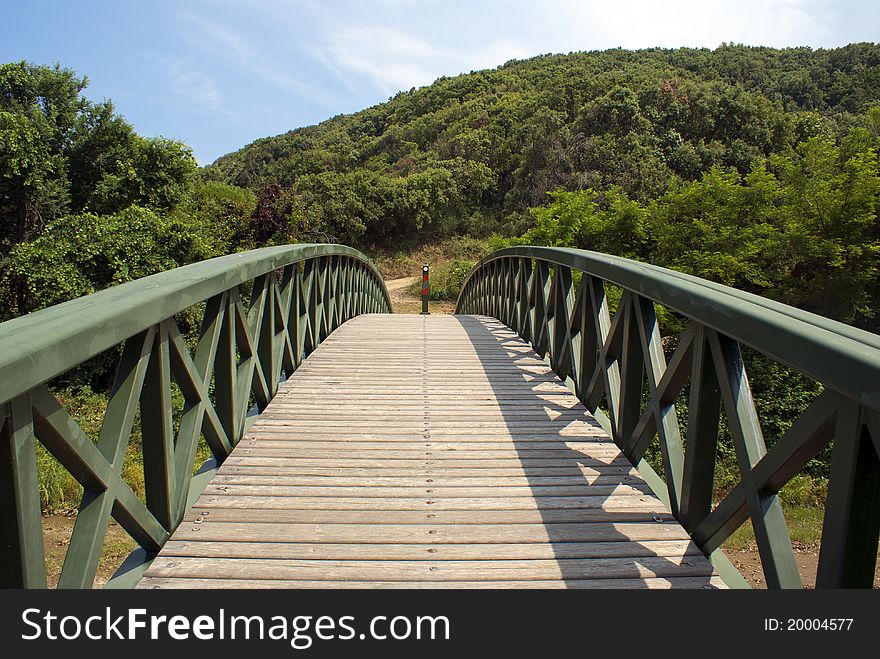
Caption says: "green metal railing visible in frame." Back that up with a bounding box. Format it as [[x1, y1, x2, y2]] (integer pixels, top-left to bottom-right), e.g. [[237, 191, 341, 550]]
[[457, 246, 880, 589], [0, 244, 391, 588]]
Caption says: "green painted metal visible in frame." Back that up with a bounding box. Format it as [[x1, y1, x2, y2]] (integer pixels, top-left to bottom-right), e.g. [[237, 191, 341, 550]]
[[457, 246, 880, 589], [0, 394, 46, 588], [0, 244, 390, 589], [816, 400, 880, 588], [0, 244, 390, 406]]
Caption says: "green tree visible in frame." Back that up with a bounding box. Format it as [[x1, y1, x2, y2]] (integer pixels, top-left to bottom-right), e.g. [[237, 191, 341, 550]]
[[525, 186, 648, 258], [651, 166, 787, 289], [0, 61, 85, 249], [1, 61, 197, 255], [770, 132, 880, 321], [184, 180, 257, 253]]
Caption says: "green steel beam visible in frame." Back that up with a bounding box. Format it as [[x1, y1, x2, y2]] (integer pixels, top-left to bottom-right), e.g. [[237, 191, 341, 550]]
[[457, 246, 880, 413], [816, 399, 880, 588], [680, 325, 721, 531], [0, 244, 390, 406], [709, 331, 801, 589], [0, 394, 46, 588]]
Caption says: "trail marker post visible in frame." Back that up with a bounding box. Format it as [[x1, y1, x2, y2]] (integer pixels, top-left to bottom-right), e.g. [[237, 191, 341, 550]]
[[421, 264, 430, 315]]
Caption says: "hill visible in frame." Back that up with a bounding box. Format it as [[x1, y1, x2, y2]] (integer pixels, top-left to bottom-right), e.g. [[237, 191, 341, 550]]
[[3, 46, 878, 328], [206, 44, 880, 245]]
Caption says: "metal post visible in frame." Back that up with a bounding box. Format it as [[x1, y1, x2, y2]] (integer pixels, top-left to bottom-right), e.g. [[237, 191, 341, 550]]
[[420, 264, 430, 315]]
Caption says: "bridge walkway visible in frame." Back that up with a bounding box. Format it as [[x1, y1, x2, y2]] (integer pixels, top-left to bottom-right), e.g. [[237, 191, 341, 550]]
[[137, 314, 723, 588]]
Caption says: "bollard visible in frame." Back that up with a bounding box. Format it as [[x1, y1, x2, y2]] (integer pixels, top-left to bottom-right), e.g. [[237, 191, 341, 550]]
[[420, 264, 430, 315]]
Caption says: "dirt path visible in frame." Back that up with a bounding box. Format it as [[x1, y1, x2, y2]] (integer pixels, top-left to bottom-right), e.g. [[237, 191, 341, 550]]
[[384, 276, 455, 314], [42, 514, 135, 588], [385, 276, 417, 297], [727, 547, 880, 589]]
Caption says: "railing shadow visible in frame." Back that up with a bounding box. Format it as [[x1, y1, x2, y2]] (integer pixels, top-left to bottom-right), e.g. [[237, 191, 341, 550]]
[[452, 314, 718, 588]]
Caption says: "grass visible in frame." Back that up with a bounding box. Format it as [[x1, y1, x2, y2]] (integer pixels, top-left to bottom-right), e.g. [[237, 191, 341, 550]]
[[721, 474, 828, 551], [38, 387, 114, 511], [724, 506, 825, 552]]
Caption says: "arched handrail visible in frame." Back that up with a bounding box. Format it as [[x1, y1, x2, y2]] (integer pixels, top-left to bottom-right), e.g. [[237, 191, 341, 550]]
[[456, 246, 880, 589], [0, 244, 391, 588]]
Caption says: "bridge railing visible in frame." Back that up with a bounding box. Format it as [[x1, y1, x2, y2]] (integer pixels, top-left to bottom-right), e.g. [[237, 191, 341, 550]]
[[0, 244, 391, 588], [456, 246, 880, 589]]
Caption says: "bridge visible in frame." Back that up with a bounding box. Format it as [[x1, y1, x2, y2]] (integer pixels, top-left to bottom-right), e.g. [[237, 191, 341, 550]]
[[1, 244, 878, 589]]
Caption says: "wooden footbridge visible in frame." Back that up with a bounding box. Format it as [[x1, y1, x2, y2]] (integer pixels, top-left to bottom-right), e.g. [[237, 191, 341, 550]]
[[139, 314, 721, 588], [1, 245, 879, 589]]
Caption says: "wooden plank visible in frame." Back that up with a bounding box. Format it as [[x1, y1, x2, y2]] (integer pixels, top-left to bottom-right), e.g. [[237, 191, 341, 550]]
[[241, 431, 611, 439], [217, 464, 633, 477], [144, 556, 715, 581], [220, 457, 632, 468], [210, 474, 641, 487], [199, 484, 654, 498], [140, 314, 723, 589], [180, 508, 674, 525], [169, 521, 692, 543], [192, 495, 664, 511], [138, 576, 727, 589], [159, 539, 699, 559], [223, 449, 631, 460], [238, 438, 614, 447]]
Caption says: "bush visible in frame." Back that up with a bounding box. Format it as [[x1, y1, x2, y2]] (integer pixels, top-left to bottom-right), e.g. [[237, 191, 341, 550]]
[[0, 205, 218, 320], [409, 258, 475, 301]]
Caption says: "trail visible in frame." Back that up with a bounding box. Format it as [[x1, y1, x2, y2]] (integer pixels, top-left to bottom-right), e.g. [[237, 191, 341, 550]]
[[385, 276, 418, 295], [383, 276, 455, 314]]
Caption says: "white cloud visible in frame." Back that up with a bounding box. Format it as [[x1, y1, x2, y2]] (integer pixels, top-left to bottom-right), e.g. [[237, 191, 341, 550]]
[[314, 25, 528, 95], [321, 26, 436, 93], [176, 11, 341, 110], [165, 60, 236, 118], [544, 0, 834, 50], [305, 0, 837, 97], [193, 19, 252, 63], [166, 0, 845, 117]]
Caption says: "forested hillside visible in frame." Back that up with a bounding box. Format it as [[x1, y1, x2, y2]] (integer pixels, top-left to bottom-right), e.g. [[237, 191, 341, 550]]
[[206, 43, 880, 327], [4, 45, 880, 326]]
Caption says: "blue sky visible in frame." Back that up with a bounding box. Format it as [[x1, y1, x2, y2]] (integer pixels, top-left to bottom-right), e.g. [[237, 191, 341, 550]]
[[2, 0, 877, 164]]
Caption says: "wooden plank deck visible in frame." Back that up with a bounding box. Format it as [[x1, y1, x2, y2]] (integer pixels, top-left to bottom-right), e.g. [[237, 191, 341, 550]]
[[137, 314, 725, 589]]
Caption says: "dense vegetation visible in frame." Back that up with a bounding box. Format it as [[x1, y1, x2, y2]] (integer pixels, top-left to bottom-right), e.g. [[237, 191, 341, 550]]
[[6, 46, 880, 324], [209, 43, 880, 327], [2, 44, 879, 513]]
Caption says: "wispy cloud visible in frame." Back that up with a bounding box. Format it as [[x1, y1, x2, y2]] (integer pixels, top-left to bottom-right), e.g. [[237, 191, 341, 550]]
[[175, 11, 342, 111], [190, 18, 253, 63], [303, 0, 836, 98], [165, 60, 237, 118], [168, 0, 842, 113], [313, 25, 527, 95], [319, 26, 436, 95]]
